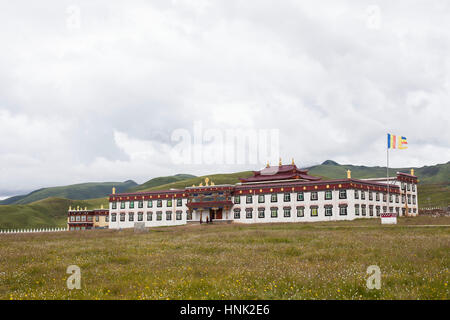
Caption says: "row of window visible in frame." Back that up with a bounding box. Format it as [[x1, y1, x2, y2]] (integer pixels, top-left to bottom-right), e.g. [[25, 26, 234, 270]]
[[112, 198, 184, 210], [235, 190, 348, 204], [233, 206, 349, 219], [401, 182, 416, 192], [233, 190, 417, 205], [111, 211, 189, 222], [69, 216, 106, 222]]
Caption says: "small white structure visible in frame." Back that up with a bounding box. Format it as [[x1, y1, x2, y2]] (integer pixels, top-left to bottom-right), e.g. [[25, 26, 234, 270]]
[[381, 213, 397, 224]]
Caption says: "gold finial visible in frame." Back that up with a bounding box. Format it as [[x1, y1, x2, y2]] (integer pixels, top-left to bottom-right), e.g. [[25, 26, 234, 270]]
[[279, 158, 282, 166], [266, 161, 270, 168], [84, 207, 87, 211], [101, 204, 104, 209], [192, 184, 195, 187], [205, 177, 209, 186], [410, 168, 415, 176], [69, 206, 72, 211], [199, 182, 203, 187], [211, 182, 215, 186], [112, 187, 116, 195], [76, 205, 80, 211], [347, 169, 351, 179], [292, 158, 295, 165]]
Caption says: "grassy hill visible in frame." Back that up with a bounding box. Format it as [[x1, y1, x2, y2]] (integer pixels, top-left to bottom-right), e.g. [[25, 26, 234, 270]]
[[0, 197, 109, 230], [137, 171, 254, 192], [0, 181, 137, 205], [129, 174, 197, 192]]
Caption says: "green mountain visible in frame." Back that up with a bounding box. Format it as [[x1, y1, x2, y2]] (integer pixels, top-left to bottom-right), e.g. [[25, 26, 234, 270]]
[[129, 174, 197, 192], [0, 180, 138, 205]]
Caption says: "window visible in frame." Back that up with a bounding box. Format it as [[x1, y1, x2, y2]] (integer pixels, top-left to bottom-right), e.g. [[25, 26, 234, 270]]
[[234, 209, 241, 219], [361, 205, 366, 216], [87, 216, 93, 222], [354, 190, 359, 199], [325, 190, 332, 200], [402, 195, 406, 204], [258, 209, 265, 218], [271, 208, 278, 218], [311, 192, 318, 201], [120, 202, 126, 209], [167, 199, 172, 207], [361, 191, 365, 200], [271, 194, 278, 203], [407, 195, 411, 204], [407, 183, 411, 191], [325, 206, 333, 216], [156, 212, 162, 221], [166, 211, 172, 220], [246, 209, 253, 219], [138, 212, 143, 221], [81, 215, 86, 222], [70, 216, 75, 222], [176, 211, 182, 220], [396, 207, 399, 214], [389, 194, 393, 203], [138, 201, 143, 208], [129, 213, 134, 222], [120, 213, 125, 222], [376, 193, 380, 201], [284, 193, 291, 202], [355, 204, 360, 216], [284, 208, 291, 217], [111, 213, 117, 222], [129, 201, 135, 209], [234, 196, 240, 204], [339, 206, 348, 216], [147, 200, 153, 208], [258, 195, 265, 203], [297, 192, 304, 201], [412, 184, 416, 192], [376, 206, 380, 216], [112, 202, 117, 210], [369, 192, 373, 201], [383, 193, 386, 202], [187, 211, 192, 221], [339, 190, 347, 199], [413, 195, 416, 205], [157, 200, 162, 207], [177, 199, 182, 207], [369, 206, 374, 217], [95, 216, 99, 222], [310, 207, 318, 217], [401, 182, 406, 190], [396, 195, 399, 203], [246, 195, 253, 204], [76, 216, 80, 221], [147, 212, 152, 221], [297, 207, 304, 217]]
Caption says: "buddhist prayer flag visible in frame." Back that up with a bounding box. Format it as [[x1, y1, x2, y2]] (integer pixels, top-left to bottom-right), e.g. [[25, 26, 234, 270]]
[[387, 134, 407, 149]]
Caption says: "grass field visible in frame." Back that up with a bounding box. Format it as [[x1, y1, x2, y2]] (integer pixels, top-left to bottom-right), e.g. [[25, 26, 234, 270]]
[[0, 216, 448, 300]]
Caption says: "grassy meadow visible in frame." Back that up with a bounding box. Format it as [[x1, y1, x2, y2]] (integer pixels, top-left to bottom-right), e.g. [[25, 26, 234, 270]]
[[0, 216, 448, 300]]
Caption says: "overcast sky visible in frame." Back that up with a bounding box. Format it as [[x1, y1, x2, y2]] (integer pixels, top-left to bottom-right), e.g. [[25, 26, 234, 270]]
[[1, 0, 449, 197]]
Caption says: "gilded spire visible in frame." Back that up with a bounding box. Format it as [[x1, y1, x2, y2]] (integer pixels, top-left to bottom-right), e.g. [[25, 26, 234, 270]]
[[347, 169, 352, 179], [279, 158, 282, 166], [266, 161, 270, 168], [410, 168, 415, 176], [112, 187, 116, 195], [292, 158, 295, 165]]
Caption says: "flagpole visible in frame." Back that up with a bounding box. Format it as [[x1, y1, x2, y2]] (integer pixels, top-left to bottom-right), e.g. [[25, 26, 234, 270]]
[[386, 135, 389, 214]]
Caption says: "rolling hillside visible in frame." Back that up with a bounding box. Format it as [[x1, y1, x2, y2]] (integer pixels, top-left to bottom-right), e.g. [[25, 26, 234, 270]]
[[129, 174, 197, 192], [0, 180, 138, 205], [0, 197, 109, 229]]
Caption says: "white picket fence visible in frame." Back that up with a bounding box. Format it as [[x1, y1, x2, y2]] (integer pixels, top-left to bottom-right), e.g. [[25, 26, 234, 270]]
[[0, 227, 67, 235]]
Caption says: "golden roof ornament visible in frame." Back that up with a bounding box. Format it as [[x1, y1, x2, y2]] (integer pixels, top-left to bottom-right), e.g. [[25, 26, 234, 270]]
[[279, 158, 282, 166], [112, 187, 116, 195], [76, 205, 80, 211], [101, 204, 104, 209], [205, 177, 209, 186], [292, 158, 295, 165], [199, 182, 203, 187], [410, 168, 415, 176], [347, 169, 352, 179], [266, 161, 270, 168], [211, 182, 215, 186], [69, 206, 72, 211]]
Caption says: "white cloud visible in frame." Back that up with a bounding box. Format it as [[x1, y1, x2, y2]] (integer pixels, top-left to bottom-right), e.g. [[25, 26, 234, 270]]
[[0, 0, 449, 195]]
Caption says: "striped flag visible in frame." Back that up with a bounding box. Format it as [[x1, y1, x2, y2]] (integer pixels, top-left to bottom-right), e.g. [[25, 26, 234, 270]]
[[388, 134, 407, 149]]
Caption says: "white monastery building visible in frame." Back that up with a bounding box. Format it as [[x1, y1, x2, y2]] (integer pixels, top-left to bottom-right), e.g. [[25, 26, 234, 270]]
[[106, 160, 419, 230]]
